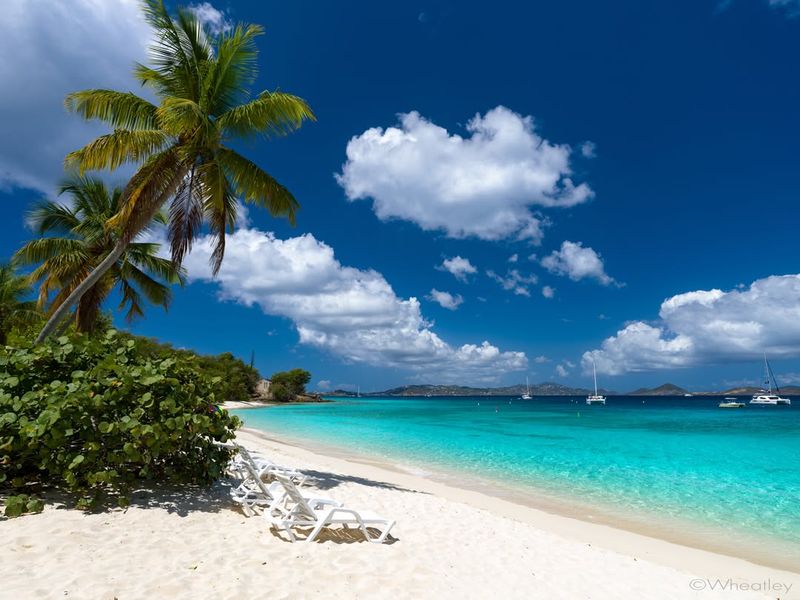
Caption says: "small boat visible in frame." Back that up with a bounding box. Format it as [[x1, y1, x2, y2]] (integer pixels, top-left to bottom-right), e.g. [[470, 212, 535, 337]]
[[586, 359, 606, 405], [749, 354, 791, 405], [719, 398, 745, 408], [684, 393, 693, 397], [521, 376, 532, 400]]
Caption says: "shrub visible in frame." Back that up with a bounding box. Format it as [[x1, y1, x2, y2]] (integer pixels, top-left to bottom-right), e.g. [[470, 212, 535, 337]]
[[0, 330, 241, 515], [270, 382, 292, 402], [270, 368, 311, 398], [130, 336, 260, 403]]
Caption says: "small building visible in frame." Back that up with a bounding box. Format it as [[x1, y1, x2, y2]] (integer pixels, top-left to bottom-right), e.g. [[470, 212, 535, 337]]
[[255, 379, 271, 398]]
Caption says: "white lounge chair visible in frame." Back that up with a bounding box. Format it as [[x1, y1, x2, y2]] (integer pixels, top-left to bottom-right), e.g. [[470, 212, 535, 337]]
[[214, 441, 307, 485], [267, 474, 395, 544], [231, 461, 339, 517]]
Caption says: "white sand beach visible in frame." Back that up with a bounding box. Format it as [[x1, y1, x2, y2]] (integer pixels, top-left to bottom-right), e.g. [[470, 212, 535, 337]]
[[1, 427, 798, 600]]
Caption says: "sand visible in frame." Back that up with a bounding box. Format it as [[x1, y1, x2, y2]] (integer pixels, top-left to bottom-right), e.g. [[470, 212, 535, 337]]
[[1, 427, 798, 600]]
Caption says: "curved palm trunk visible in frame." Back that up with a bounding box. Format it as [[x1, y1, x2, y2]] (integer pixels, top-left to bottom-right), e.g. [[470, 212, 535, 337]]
[[35, 240, 128, 343], [35, 169, 188, 344]]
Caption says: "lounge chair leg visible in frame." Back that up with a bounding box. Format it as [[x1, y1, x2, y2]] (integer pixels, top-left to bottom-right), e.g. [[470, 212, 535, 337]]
[[283, 524, 297, 543], [306, 520, 326, 543]]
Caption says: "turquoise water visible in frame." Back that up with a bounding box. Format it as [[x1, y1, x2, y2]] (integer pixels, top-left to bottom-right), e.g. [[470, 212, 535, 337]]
[[234, 396, 800, 563]]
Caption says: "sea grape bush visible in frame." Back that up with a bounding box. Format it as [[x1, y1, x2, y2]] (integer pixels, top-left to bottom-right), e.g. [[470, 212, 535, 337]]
[[0, 330, 240, 516]]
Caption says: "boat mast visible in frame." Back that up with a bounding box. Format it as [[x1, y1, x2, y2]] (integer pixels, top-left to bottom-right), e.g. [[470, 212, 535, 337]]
[[765, 354, 781, 396], [593, 359, 598, 396], [763, 353, 772, 393], [526, 376, 530, 395]]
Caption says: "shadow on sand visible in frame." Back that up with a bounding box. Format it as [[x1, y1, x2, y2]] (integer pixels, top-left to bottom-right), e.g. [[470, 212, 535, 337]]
[[299, 469, 425, 495], [269, 524, 399, 545]]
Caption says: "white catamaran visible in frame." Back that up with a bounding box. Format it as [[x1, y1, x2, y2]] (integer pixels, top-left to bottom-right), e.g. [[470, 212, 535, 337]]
[[750, 354, 791, 405], [521, 376, 532, 400], [586, 359, 606, 405]]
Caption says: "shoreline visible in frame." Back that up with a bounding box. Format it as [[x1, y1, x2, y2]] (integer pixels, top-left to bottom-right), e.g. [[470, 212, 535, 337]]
[[3, 427, 798, 599], [236, 425, 800, 581], [221, 398, 332, 410]]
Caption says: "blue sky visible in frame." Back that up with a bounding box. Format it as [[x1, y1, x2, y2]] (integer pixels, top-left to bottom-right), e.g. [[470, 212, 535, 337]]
[[2, 0, 800, 392]]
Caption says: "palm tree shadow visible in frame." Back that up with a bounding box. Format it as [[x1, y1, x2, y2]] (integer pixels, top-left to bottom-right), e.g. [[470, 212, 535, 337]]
[[299, 469, 426, 494], [269, 525, 399, 545]]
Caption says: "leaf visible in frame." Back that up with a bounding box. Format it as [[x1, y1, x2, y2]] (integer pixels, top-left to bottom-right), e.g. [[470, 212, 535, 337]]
[[68, 455, 85, 470], [25, 498, 44, 513]]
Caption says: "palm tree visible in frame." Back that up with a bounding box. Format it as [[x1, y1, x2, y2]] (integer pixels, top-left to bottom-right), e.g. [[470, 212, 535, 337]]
[[16, 176, 184, 334], [35, 0, 314, 342], [0, 264, 38, 345]]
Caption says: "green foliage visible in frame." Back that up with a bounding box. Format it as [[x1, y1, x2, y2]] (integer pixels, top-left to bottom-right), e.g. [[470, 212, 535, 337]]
[[64, 0, 315, 274], [270, 382, 292, 402], [35, 0, 316, 343], [0, 330, 240, 514], [3, 493, 44, 517], [270, 368, 311, 399], [127, 336, 260, 403], [0, 264, 40, 346], [14, 176, 184, 333]]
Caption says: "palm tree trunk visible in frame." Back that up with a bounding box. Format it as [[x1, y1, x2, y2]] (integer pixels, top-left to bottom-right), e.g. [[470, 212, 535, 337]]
[[35, 168, 188, 344], [35, 240, 128, 343]]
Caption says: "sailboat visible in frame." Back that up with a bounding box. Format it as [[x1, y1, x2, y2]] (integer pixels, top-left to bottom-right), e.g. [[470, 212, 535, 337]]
[[521, 376, 532, 400], [749, 354, 791, 405], [586, 359, 606, 405]]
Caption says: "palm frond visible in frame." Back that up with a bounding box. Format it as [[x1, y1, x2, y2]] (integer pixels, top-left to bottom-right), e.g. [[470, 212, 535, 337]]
[[14, 239, 88, 268], [127, 244, 186, 285], [112, 147, 188, 241], [139, 0, 208, 100], [25, 200, 80, 235], [203, 23, 263, 114], [64, 89, 158, 130], [216, 147, 299, 224], [119, 262, 172, 308], [156, 97, 204, 136], [65, 130, 170, 173], [167, 165, 204, 266], [198, 160, 237, 274], [117, 278, 146, 322], [218, 91, 315, 138]]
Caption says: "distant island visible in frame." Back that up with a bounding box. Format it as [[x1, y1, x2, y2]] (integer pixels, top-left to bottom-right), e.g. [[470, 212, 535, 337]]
[[320, 382, 800, 397]]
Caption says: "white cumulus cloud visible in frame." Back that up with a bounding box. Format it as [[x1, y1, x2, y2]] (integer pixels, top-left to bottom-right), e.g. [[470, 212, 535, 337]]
[[438, 256, 477, 282], [0, 0, 152, 193], [541, 241, 617, 286], [584, 274, 800, 375], [556, 364, 569, 377], [580, 141, 597, 158], [181, 227, 526, 381], [542, 285, 555, 299], [426, 289, 464, 311], [336, 106, 593, 243], [487, 269, 538, 296], [187, 2, 231, 33]]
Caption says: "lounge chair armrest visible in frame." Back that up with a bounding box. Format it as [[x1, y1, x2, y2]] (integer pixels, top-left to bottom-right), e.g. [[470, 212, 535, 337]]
[[307, 497, 342, 508]]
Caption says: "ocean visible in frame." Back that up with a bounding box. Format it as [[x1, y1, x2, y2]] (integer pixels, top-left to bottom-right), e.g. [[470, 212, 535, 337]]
[[233, 395, 800, 568]]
